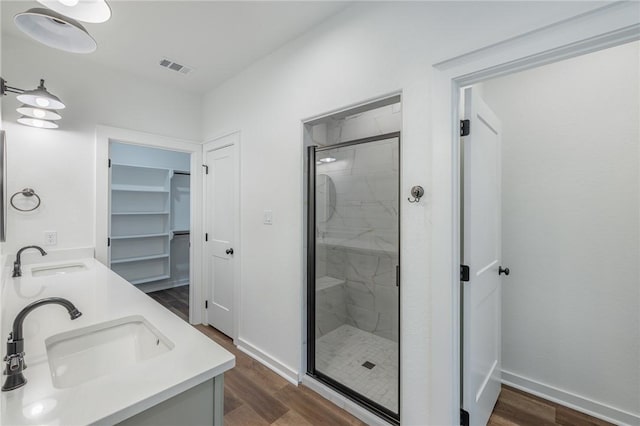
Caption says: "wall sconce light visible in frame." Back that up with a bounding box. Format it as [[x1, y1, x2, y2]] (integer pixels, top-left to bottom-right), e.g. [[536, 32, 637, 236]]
[[1, 78, 65, 129]]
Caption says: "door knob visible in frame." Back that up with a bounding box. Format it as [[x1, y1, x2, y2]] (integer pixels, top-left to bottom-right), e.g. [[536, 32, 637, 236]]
[[499, 266, 510, 276], [226, 248, 234, 255]]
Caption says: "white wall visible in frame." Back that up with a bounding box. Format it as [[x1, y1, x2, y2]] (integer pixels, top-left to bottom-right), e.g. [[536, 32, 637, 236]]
[[1, 34, 200, 255], [200, 2, 615, 423], [480, 41, 640, 418]]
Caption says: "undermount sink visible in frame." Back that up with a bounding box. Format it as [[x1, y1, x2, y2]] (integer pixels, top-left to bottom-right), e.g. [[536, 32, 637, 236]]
[[45, 316, 174, 389], [31, 263, 88, 277]]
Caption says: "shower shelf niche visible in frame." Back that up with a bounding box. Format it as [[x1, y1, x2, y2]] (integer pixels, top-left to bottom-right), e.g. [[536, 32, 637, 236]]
[[317, 238, 396, 255], [315, 276, 345, 291]]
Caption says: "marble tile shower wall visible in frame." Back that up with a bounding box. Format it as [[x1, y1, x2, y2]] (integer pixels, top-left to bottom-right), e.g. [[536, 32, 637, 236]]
[[315, 127, 400, 342], [325, 246, 399, 342]]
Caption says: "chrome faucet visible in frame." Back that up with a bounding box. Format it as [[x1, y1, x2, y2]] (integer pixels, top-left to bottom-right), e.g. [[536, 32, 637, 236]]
[[12, 245, 47, 277], [2, 297, 82, 391]]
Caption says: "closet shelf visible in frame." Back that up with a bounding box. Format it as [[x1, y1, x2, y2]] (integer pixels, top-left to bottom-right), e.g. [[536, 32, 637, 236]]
[[111, 211, 170, 216], [129, 274, 171, 285], [111, 233, 170, 240], [111, 254, 170, 264], [111, 185, 170, 193], [111, 162, 170, 171]]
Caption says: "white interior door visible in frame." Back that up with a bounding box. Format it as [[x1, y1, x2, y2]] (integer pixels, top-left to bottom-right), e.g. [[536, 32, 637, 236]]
[[462, 87, 503, 426], [205, 142, 237, 337]]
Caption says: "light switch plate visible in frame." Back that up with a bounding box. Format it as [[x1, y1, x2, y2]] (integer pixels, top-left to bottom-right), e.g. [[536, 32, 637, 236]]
[[263, 210, 273, 225]]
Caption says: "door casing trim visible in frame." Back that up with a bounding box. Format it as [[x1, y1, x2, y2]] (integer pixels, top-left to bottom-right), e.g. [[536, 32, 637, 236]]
[[203, 131, 241, 342], [95, 125, 204, 324], [431, 3, 640, 424]]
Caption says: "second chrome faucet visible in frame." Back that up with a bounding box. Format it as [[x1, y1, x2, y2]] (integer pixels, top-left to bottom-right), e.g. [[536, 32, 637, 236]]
[[12, 245, 47, 278]]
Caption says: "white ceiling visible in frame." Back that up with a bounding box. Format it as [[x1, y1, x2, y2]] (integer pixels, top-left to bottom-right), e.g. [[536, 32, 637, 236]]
[[1, 1, 351, 93]]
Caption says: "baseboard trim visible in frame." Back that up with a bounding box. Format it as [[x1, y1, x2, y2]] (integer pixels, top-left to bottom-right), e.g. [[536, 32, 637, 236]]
[[302, 376, 393, 426], [236, 338, 299, 385], [502, 370, 639, 426]]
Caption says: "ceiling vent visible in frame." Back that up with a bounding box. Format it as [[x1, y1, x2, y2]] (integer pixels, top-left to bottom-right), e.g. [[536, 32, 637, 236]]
[[159, 57, 193, 75]]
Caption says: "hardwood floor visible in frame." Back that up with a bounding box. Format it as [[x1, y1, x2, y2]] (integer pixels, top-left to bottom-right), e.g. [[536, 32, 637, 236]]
[[489, 385, 614, 426], [148, 289, 610, 426], [147, 288, 366, 424], [147, 285, 190, 322], [194, 324, 368, 426]]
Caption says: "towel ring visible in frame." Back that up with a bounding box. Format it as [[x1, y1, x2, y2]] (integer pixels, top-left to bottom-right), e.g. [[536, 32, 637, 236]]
[[10, 188, 41, 212]]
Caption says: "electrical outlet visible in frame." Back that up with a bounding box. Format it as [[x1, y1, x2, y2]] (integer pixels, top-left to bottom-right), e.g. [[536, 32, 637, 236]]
[[44, 231, 57, 246], [263, 210, 273, 225]]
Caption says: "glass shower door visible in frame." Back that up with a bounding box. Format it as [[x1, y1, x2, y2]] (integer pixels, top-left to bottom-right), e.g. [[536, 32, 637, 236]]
[[308, 133, 400, 423]]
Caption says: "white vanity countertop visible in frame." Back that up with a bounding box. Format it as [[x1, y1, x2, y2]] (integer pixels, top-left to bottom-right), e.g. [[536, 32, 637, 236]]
[[0, 257, 235, 426]]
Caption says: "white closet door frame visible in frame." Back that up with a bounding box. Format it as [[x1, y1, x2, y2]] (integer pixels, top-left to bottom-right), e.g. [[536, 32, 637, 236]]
[[429, 5, 639, 424], [95, 125, 204, 324], [203, 131, 241, 341]]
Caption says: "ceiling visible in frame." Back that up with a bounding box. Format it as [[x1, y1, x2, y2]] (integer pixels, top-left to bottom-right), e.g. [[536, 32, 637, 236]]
[[1, 1, 351, 93]]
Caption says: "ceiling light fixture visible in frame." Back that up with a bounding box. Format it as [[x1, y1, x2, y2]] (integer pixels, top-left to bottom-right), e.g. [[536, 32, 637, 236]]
[[37, 0, 111, 24], [2, 78, 65, 129], [14, 8, 97, 54]]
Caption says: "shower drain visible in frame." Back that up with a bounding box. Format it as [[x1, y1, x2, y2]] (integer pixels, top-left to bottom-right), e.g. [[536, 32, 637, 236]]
[[362, 361, 376, 369]]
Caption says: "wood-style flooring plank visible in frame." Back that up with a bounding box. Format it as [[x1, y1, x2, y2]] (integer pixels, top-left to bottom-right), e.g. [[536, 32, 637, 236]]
[[147, 286, 190, 322], [556, 405, 614, 426], [271, 409, 315, 426], [223, 387, 244, 415], [488, 385, 616, 426], [488, 413, 520, 426], [491, 399, 558, 426], [499, 387, 556, 423], [274, 384, 367, 426], [225, 368, 290, 423], [224, 404, 271, 426]]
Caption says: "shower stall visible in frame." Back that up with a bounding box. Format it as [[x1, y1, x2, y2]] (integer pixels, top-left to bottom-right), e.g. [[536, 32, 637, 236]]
[[306, 118, 401, 424]]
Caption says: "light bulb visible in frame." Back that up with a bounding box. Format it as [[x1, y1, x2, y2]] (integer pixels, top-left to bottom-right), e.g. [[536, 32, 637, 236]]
[[319, 157, 337, 163], [32, 109, 46, 118], [59, 0, 80, 6], [35, 97, 50, 107]]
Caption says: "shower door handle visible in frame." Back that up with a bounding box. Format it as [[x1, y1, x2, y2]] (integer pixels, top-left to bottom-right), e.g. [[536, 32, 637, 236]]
[[396, 265, 400, 287]]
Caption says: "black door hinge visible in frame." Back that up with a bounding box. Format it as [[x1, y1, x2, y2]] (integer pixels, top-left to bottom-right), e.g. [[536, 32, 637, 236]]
[[460, 119, 470, 137], [460, 409, 469, 426], [205, 300, 208, 309], [107, 238, 111, 247], [205, 233, 208, 242], [460, 264, 470, 282], [108, 159, 111, 168], [202, 164, 209, 174]]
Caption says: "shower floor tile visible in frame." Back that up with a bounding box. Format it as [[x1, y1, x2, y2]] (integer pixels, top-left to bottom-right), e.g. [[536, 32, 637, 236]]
[[316, 324, 398, 413]]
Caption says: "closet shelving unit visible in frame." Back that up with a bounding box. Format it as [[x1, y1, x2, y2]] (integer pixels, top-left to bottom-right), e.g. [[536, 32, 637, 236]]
[[109, 164, 172, 286]]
